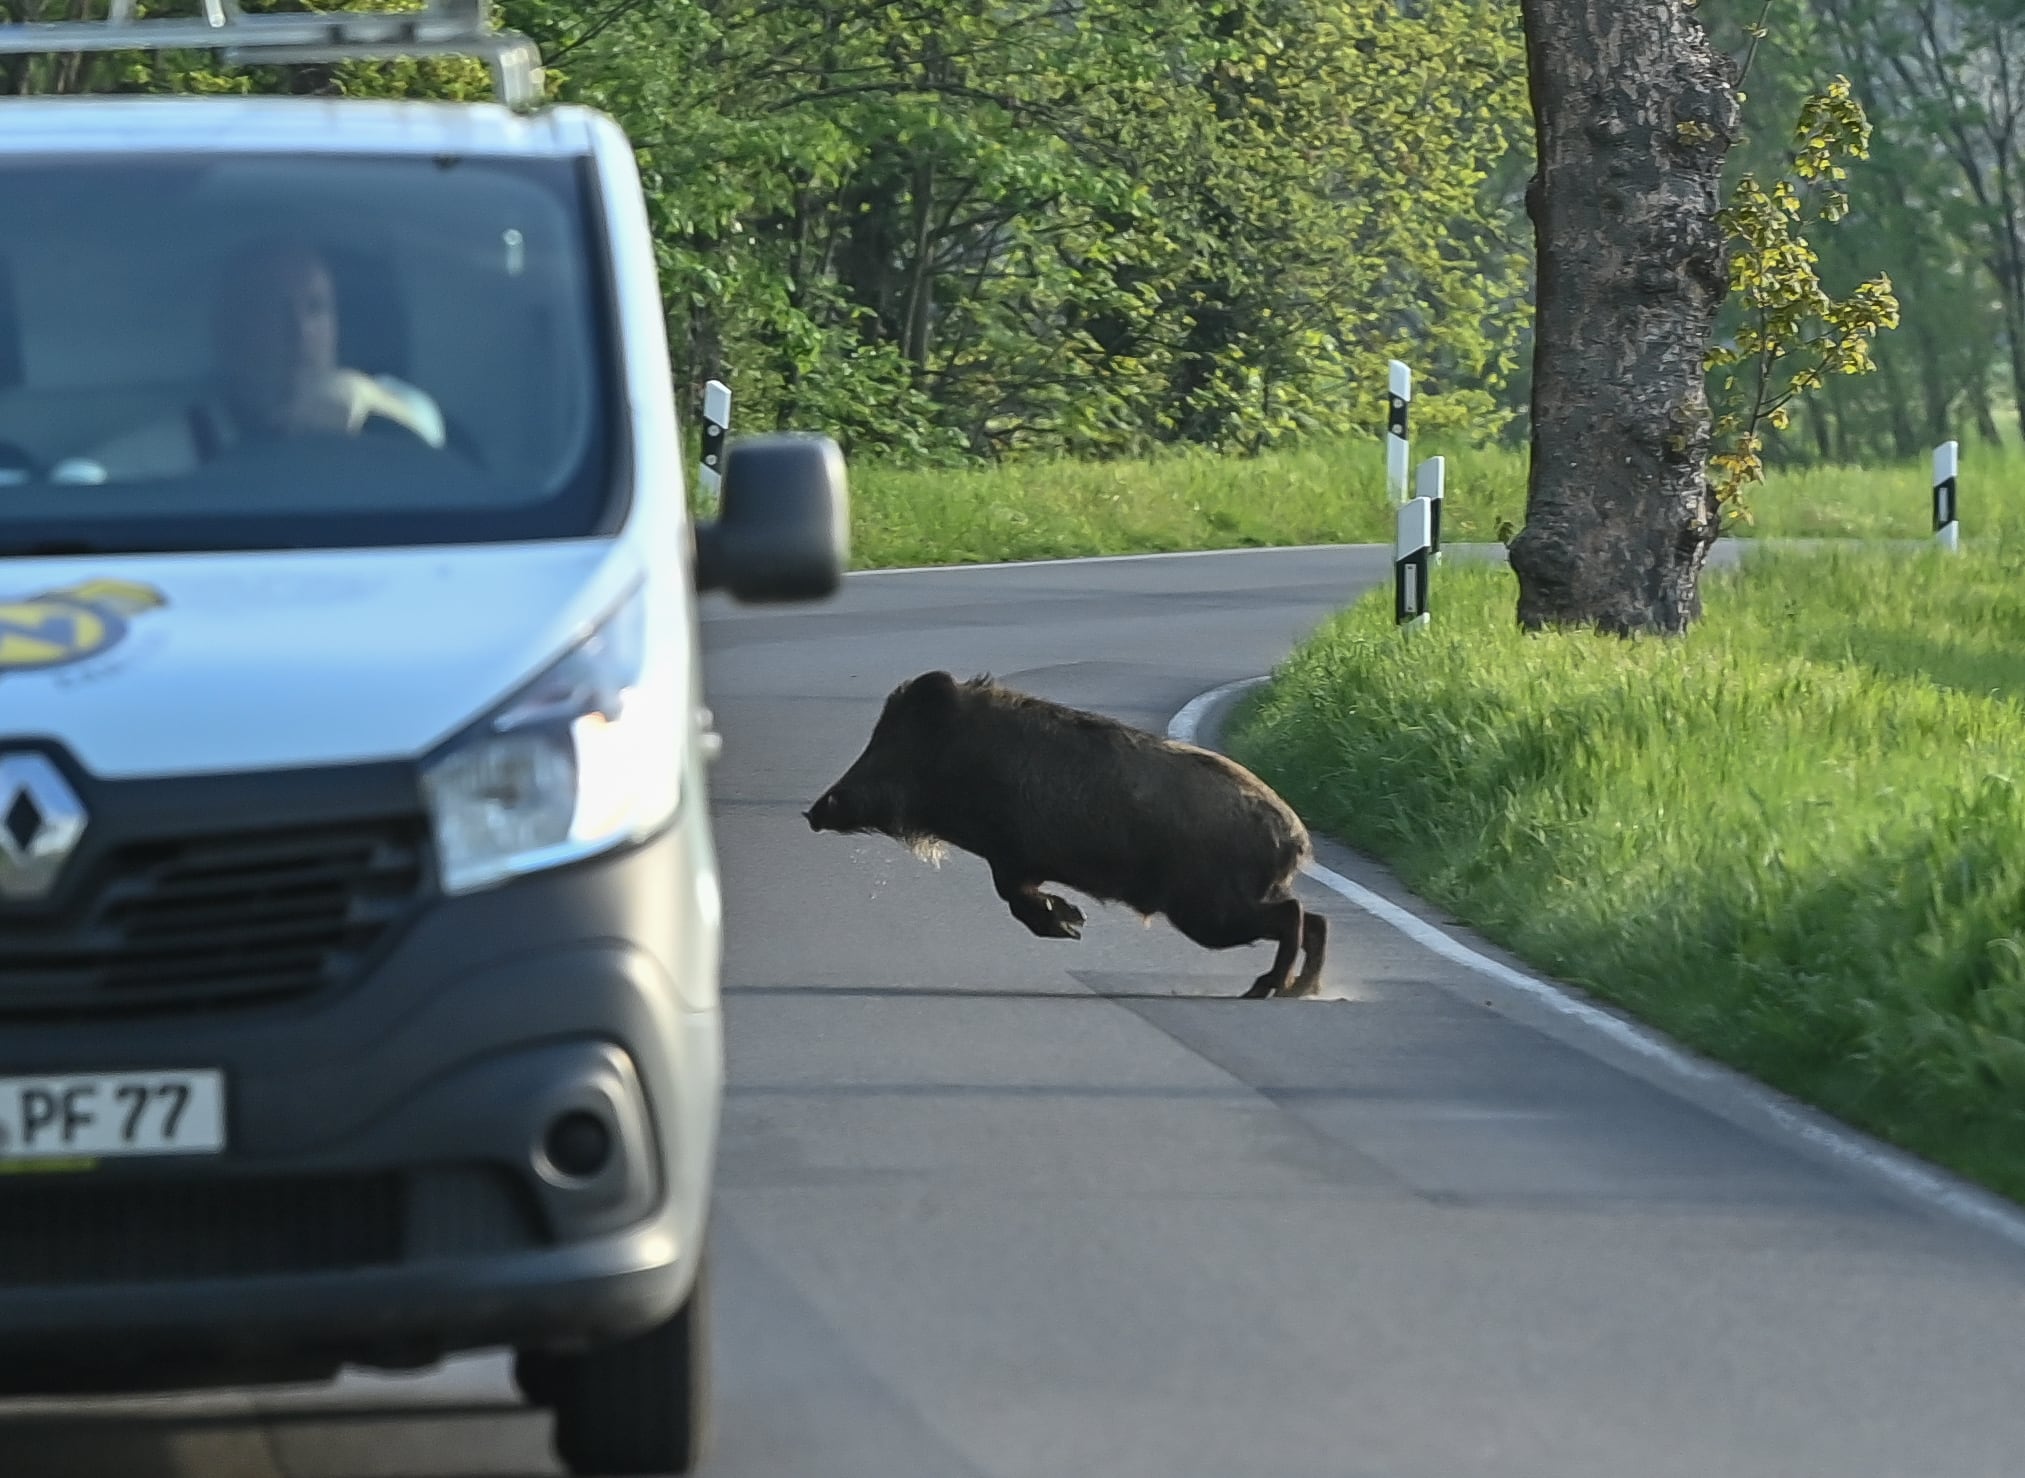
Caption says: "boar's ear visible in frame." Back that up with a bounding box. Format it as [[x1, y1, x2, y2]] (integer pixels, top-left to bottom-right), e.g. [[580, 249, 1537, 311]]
[[902, 670, 961, 709]]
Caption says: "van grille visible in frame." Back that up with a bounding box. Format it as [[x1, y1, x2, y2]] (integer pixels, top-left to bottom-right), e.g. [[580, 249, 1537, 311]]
[[0, 821, 430, 1018], [0, 1164, 550, 1289], [0, 1172, 406, 1286]]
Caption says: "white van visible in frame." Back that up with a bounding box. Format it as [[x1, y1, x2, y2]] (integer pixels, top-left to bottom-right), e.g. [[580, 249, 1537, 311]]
[[0, 3, 846, 1473]]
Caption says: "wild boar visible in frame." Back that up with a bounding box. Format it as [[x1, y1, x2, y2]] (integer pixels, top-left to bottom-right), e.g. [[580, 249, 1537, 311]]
[[804, 670, 1327, 999]]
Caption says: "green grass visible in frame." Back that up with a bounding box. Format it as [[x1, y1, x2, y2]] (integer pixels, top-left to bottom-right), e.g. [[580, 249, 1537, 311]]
[[1225, 544, 2025, 1206], [1733, 440, 2025, 541], [827, 432, 2025, 569], [682, 410, 2025, 569], [843, 434, 1527, 568]]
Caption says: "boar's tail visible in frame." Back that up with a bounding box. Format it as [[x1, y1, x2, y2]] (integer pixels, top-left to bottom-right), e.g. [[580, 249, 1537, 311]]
[[1276, 824, 1312, 882], [1265, 785, 1315, 876], [1235, 824, 1312, 909]]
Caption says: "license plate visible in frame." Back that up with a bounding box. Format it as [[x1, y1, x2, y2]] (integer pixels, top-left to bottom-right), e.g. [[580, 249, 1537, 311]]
[[0, 1070, 226, 1161]]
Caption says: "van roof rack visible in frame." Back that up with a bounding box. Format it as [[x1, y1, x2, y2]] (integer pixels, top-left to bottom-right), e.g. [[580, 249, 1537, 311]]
[[0, 0, 546, 112]]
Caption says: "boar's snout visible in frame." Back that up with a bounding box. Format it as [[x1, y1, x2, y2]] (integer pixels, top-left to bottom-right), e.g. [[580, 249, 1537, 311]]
[[805, 787, 845, 832]]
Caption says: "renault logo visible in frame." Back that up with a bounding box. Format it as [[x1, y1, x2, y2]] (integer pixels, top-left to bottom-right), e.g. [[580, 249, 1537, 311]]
[[0, 753, 87, 903]]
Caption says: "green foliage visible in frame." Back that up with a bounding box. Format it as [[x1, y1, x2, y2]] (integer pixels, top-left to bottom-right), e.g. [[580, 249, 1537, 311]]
[[1707, 75, 1900, 515], [1697, 0, 2023, 467], [1097, 0, 1531, 455], [15, 0, 2014, 496], [4, 0, 1530, 467], [1228, 546, 2025, 1206]]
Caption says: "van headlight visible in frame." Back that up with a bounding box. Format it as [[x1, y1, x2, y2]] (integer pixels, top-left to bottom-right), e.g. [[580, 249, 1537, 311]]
[[418, 584, 681, 895]]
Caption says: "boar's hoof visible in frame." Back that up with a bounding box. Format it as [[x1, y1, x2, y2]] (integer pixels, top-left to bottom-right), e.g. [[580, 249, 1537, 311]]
[[1034, 892, 1084, 940], [1241, 973, 1281, 1000], [1012, 891, 1085, 940]]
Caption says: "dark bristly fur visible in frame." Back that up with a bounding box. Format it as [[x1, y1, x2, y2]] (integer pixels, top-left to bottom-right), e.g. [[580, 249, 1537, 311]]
[[804, 671, 1327, 999]]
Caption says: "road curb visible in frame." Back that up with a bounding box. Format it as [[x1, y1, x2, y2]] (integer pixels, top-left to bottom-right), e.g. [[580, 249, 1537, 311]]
[[1170, 673, 2025, 1260]]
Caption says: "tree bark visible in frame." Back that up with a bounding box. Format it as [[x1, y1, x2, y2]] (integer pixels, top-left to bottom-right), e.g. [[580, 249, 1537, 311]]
[[1877, 348, 1918, 459], [1509, 1, 1740, 636], [1971, 371, 2003, 446], [1814, 394, 1846, 463]]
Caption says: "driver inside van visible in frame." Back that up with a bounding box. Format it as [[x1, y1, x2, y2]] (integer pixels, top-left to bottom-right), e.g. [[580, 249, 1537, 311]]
[[66, 235, 446, 482]]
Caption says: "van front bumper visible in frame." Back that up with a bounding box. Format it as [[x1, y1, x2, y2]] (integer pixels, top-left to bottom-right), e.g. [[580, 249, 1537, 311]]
[[0, 1179, 699, 1395], [0, 779, 724, 1396]]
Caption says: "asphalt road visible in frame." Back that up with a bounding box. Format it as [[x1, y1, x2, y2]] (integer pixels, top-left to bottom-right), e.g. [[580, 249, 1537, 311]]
[[9, 543, 2025, 1477]]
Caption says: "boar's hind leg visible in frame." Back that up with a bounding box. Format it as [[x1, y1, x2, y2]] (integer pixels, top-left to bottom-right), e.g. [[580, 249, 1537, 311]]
[[1281, 911, 1329, 999], [991, 864, 1086, 940], [1243, 898, 1307, 1000], [1172, 896, 1304, 999]]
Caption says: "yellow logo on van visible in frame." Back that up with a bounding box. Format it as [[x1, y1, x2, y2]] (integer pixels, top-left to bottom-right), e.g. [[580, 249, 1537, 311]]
[[0, 579, 167, 673]]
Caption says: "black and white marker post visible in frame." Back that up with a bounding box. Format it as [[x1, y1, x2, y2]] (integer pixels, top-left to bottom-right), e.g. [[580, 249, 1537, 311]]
[[1416, 454, 1444, 563], [698, 378, 732, 505], [1386, 359, 1411, 504], [1395, 494, 1432, 631], [1933, 439, 1959, 552]]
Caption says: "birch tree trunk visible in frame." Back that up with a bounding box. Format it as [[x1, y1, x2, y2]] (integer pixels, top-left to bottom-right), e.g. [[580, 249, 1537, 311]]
[[1509, 0, 1741, 635]]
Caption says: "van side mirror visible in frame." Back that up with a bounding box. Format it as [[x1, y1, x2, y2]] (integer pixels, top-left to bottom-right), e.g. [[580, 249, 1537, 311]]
[[692, 432, 849, 603]]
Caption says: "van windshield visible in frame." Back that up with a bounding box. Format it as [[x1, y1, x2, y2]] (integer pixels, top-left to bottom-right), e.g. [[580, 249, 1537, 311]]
[[0, 151, 621, 555]]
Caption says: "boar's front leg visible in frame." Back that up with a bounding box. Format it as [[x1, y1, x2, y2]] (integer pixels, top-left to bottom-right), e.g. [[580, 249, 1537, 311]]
[[990, 862, 1086, 940]]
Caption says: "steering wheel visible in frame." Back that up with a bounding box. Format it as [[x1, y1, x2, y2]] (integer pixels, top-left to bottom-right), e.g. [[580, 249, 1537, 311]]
[[357, 401, 490, 471]]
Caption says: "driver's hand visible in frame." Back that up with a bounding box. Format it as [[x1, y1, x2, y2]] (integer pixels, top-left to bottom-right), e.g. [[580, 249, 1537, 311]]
[[285, 370, 363, 437], [293, 369, 445, 449]]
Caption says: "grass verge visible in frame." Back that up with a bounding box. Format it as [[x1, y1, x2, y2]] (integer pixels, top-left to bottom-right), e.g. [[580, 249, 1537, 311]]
[[1735, 440, 2025, 541], [828, 433, 2025, 569], [843, 434, 1527, 567], [1224, 544, 2025, 1206], [689, 416, 2024, 569]]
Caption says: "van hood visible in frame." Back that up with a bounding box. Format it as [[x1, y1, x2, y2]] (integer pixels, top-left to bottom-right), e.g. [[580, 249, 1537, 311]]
[[0, 543, 642, 780]]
